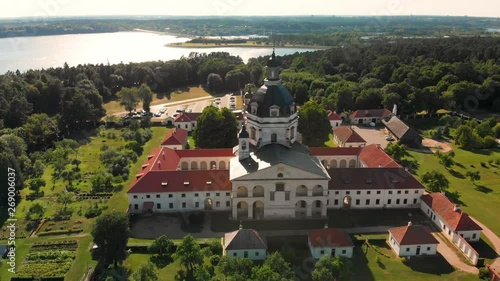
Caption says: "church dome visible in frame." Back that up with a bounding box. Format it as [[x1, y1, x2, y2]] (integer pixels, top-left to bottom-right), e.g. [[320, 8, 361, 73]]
[[247, 85, 295, 117]]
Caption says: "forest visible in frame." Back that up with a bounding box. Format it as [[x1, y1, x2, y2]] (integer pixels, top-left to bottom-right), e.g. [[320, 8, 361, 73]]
[[1, 36, 500, 206], [1, 15, 499, 38]]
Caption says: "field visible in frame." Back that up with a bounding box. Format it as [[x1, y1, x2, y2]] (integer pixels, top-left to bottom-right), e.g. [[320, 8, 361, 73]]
[[0, 126, 169, 281], [103, 86, 211, 115], [408, 147, 500, 235]]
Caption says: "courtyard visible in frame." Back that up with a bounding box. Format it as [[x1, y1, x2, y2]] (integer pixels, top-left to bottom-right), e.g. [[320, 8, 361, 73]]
[[351, 125, 390, 148]]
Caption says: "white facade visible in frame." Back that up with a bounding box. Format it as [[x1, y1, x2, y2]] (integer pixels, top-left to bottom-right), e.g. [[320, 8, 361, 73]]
[[178, 157, 231, 171], [246, 113, 298, 148], [224, 249, 267, 260], [128, 191, 232, 213], [388, 235, 438, 257], [330, 120, 341, 129], [175, 120, 196, 132], [308, 241, 353, 259], [327, 189, 423, 209]]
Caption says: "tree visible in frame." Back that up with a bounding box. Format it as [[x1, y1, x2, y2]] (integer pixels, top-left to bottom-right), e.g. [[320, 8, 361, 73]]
[[29, 178, 46, 193], [218, 256, 253, 280], [91, 211, 130, 267], [421, 171, 450, 192], [466, 170, 481, 185], [298, 101, 332, 147], [263, 252, 295, 280], [22, 113, 59, 151], [252, 264, 282, 281], [139, 84, 153, 112], [207, 73, 223, 93], [174, 234, 203, 274], [312, 255, 353, 281], [117, 87, 140, 113], [454, 125, 480, 149], [132, 262, 158, 281], [56, 192, 74, 212], [436, 152, 454, 169], [384, 142, 407, 161], [28, 202, 45, 220], [193, 106, 238, 148], [91, 171, 114, 193], [148, 235, 175, 268]]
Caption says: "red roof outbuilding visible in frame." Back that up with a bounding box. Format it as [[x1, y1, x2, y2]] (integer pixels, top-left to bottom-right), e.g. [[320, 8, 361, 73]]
[[334, 126, 366, 144], [327, 110, 342, 121], [161, 128, 188, 146], [389, 224, 439, 246], [309, 228, 354, 248]]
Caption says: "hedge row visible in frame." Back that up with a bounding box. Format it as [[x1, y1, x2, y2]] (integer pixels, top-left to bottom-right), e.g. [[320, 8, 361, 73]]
[[37, 229, 83, 237]]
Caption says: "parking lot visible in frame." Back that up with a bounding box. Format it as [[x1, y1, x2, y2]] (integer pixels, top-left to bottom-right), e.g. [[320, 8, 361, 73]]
[[351, 125, 391, 148]]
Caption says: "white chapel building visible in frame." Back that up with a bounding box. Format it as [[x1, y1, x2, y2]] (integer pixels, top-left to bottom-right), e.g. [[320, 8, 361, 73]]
[[127, 51, 425, 220]]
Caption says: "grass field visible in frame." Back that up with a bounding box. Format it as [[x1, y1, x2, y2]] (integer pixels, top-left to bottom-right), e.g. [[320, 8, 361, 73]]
[[350, 234, 477, 281], [103, 86, 211, 115], [408, 147, 500, 235], [0, 126, 170, 280]]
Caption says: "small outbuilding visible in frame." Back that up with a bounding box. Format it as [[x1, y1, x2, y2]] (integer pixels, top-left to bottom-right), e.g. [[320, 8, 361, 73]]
[[222, 227, 267, 260], [382, 116, 422, 146], [308, 227, 354, 259], [388, 222, 439, 257], [333, 126, 366, 147]]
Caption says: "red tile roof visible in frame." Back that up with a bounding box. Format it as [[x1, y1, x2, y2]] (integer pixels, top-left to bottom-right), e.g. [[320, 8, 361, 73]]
[[309, 228, 353, 247], [359, 144, 401, 168], [174, 112, 202, 122], [334, 126, 366, 143], [128, 170, 232, 193], [389, 224, 438, 246], [327, 110, 342, 121], [350, 109, 392, 119], [309, 147, 362, 156], [421, 193, 482, 231], [328, 168, 425, 190], [176, 148, 234, 158], [161, 128, 188, 146], [224, 229, 267, 250]]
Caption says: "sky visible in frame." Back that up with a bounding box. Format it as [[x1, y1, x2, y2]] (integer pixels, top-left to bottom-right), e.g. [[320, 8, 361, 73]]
[[2, 0, 500, 19]]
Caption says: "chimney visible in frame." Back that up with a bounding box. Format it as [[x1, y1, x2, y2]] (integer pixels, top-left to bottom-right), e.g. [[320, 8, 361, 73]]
[[453, 204, 460, 212], [407, 221, 412, 226]]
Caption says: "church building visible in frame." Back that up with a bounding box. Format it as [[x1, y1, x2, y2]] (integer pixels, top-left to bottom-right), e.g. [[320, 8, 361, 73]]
[[127, 51, 425, 220]]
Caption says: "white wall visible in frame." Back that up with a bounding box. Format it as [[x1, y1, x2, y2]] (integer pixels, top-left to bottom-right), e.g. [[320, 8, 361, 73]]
[[308, 238, 353, 259], [128, 191, 232, 213], [316, 155, 359, 169], [330, 120, 341, 129], [225, 249, 267, 260], [246, 113, 298, 147], [328, 189, 423, 209], [388, 234, 438, 256]]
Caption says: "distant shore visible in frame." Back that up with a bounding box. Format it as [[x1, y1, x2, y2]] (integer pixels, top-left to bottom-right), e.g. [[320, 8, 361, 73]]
[[133, 28, 195, 39], [165, 41, 330, 50]]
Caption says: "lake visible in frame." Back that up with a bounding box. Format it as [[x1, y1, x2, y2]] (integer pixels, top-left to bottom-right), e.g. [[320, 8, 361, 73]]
[[0, 32, 318, 74]]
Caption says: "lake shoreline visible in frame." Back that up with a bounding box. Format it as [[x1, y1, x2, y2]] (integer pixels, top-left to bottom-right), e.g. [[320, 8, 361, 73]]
[[165, 42, 329, 50]]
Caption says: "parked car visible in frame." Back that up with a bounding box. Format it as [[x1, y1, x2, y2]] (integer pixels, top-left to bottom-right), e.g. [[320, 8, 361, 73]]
[[154, 112, 162, 117], [176, 108, 185, 113], [385, 135, 394, 141], [186, 108, 192, 113], [159, 108, 166, 113]]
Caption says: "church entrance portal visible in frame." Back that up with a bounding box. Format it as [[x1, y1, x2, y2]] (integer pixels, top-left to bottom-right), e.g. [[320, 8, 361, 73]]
[[343, 196, 352, 208], [205, 198, 213, 211]]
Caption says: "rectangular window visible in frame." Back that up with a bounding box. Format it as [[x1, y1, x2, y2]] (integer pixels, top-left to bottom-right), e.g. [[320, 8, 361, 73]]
[[388, 199, 392, 205], [157, 203, 161, 209], [181, 194, 186, 198], [285, 192, 290, 201], [255, 252, 259, 256], [156, 194, 160, 198], [226, 201, 230, 207], [133, 195, 137, 199], [397, 191, 401, 194], [414, 190, 419, 194], [195, 193, 199, 197], [472, 234, 477, 239], [320, 250, 324, 255], [270, 192, 275, 201], [367, 191, 371, 195], [355, 199, 360, 205], [168, 194, 173, 198], [134, 204, 138, 210], [169, 203, 173, 209], [396, 199, 400, 204], [406, 248, 410, 252], [233, 252, 237, 257], [146, 195, 150, 198], [427, 247, 431, 251], [366, 199, 370, 205], [206, 193, 210, 197], [226, 192, 230, 196], [356, 191, 361, 195], [403, 199, 408, 204], [346, 191, 350, 195], [376, 199, 380, 205], [413, 199, 417, 204], [216, 201, 220, 207], [216, 193, 220, 197], [244, 251, 248, 258], [195, 202, 199, 208], [182, 203, 186, 208], [342, 250, 346, 254], [276, 183, 285, 191], [335, 191, 339, 195], [405, 190, 409, 194], [377, 191, 381, 194], [388, 191, 392, 194], [334, 199, 339, 205]]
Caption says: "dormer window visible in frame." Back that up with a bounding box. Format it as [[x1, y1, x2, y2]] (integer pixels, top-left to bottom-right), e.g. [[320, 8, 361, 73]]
[[250, 102, 258, 115], [290, 104, 295, 114], [270, 105, 280, 117]]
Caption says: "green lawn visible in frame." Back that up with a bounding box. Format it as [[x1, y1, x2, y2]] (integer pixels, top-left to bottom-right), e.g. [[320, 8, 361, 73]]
[[350, 234, 477, 281], [408, 147, 500, 235], [323, 133, 337, 147]]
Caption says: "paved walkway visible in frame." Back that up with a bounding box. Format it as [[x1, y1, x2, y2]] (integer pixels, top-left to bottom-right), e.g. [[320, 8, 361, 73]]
[[431, 232, 479, 274], [471, 217, 500, 271]]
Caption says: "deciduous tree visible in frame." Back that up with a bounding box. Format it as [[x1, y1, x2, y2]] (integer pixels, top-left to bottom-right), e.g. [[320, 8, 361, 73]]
[[91, 212, 130, 267], [298, 101, 332, 147], [421, 170, 450, 192]]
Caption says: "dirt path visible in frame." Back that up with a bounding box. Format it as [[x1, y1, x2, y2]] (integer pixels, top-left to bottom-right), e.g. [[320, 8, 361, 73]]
[[470, 217, 500, 271], [422, 138, 453, 153], [431, 232, 479, 274]]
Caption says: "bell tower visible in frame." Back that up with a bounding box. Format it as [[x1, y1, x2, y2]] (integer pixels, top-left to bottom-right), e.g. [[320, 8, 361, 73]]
[[238, 125, 250, 160]]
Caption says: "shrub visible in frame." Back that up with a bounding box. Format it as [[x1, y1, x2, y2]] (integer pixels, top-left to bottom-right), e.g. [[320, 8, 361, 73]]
[[479, 267, 489, 280], [84, 204, 103, 218], [37, 229, 83, 236], [209, 255, 220, 266]]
